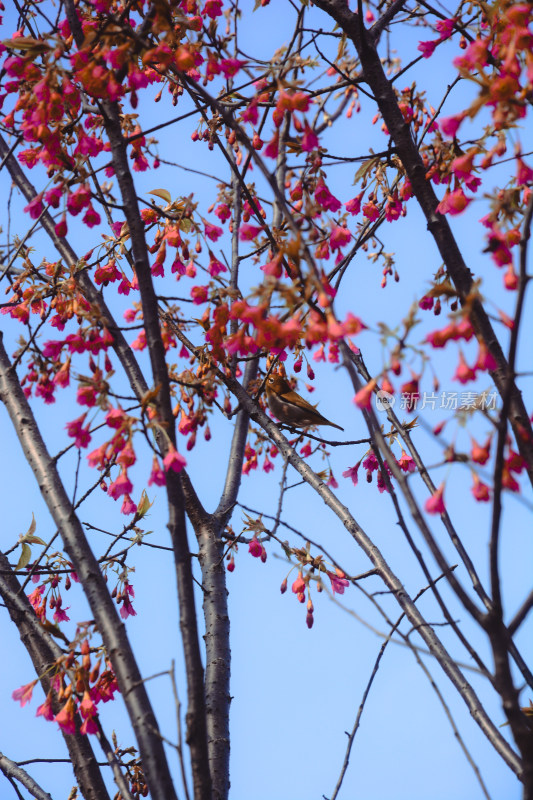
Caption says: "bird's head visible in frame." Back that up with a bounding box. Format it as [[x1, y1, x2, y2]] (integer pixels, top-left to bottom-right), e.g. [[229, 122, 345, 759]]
[[265, 373, 290, 395]]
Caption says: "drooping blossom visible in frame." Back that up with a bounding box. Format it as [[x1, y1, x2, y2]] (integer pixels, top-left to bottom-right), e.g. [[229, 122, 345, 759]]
[[55, 697, 77, 735], [163, 444, 187, 473], [425, 483, 446, 514], [12, 681, 37, 707]]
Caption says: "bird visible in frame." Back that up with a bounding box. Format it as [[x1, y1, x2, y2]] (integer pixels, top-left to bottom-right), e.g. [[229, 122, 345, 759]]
[[265, 373, 344, 431]]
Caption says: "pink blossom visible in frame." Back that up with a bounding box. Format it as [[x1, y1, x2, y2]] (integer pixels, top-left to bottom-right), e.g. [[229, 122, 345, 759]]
[[342, 462, 360, 486], [453, 351, 476, 384], [264, 133, 279, 158], [53, 600, 70, 623], [330, 225, 351, 251], [327, 471, 339, 489], [204, 221, 223, 241], [36, 692, 54, 721], [301, 123, 319, 152], [45, 185, 63, 208], [108, 470, 133, 500], [77, 384, 97, 407], [12, 681, 37, 707], [148, 457, 166, 486], [418, 39, 437, 58], [204, 0, 223, 18], [214, 203, 231, 222], [241, 101, 259, 126], [121, 494, 137, 515], [248, 538, 263, 558], [398, 450, 416, 473], [471, 475, 490, 502], [163, 445, 187, 473], [239, 223, 263, 240], [65, 414, 92, 448], [220, 58, 246, 78], [55, 214, 68, 237], [516, 157, 533, 185], [435, 17, 456, 38], [362, 200, 380, 221], [83, 206, 101, 227], [439, 113, 465, 138], [474, 342, 498, 372], [42, 339, 64, 360], [425, 483, 446, 514], [191, 285, 208, 305], [354, 380, 377, 409], [263, 456, 274, 473], [385, 195, 403, 221], [24, 193, 44, 219], [419, 295, 434, 310], [328, 570, 349, 594], [106, 407, 127, 429], [80, 717, 99, 735], [66, 184, 91, 216], [315, 178, 341, 212], [436, 188, 472, 216], [292, 571, 306, 599], [55, 698, 77, 735], [345, 193, 363, 215], [208, 256, 227, 276], [120, 589, 137, 619]]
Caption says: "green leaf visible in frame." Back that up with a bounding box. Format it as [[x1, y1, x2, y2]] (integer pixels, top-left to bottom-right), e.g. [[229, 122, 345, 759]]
[[137, 490, 154, 519], [148, 188, 172, 204], [16, 543, 32, 570]]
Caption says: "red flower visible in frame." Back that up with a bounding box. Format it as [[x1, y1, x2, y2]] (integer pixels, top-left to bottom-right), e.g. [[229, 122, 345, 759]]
[[79, 691, 97, 720], [163, 445, 187, 473], [436, 188, 472, 216], [204, 220, 223, 241], [453, 351, 476, 384], [345, 192, 363, 215], [328, 569, 349, 594], [330, 225, 352, 251], [248, 538, 263, 558], [314, 178, 341, 212], [239, 223, 263, 240], [24, 193, 44, 219], [12, 681, 37, 707], [65, 413, 92, 448], [55, 697, 76, 735], [36, 692, 54, 721], [55, 214, 68, 237], [148, 457, 166, 486], [292, 571, 306, 600], [418, 39, 437, 58], [362, 200, 380, 221], [121, 494, 137, 516], [398, 450, 416, 473], [108, 469, 133, 500], [301, 123, 319, 152], [471, 474, 490, 502], [354, 379, 377, 409], [471, 436, 491, 465], [425, 483, 446, 515]]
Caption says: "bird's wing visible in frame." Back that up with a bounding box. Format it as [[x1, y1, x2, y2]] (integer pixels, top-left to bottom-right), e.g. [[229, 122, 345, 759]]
[[279, 389, 320, 414]]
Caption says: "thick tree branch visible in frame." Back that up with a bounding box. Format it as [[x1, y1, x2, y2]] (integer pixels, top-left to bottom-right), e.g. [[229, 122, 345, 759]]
[[0, 551, 112, 800], [311, 0, 533, 486], [165, 322, 523, 780], [0, 334, 178, 800]]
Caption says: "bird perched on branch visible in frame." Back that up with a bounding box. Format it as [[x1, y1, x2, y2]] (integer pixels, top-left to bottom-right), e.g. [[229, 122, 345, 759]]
[[265, 373, 344, 432]]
